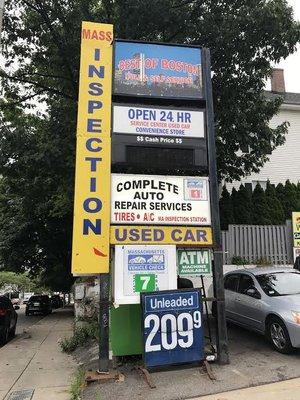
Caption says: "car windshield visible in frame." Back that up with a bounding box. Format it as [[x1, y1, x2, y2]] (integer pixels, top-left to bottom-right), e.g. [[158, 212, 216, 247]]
[[256, 272, 300, 297], [29, 295, 48, 302]]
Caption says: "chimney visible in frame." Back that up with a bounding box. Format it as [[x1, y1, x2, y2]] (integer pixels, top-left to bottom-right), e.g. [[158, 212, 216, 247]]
[[271, 68, 286, 93]]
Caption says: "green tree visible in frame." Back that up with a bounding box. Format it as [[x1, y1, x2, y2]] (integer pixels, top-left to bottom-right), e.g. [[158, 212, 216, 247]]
[[265, 181, 285, 224], [0, 0, 299, 283], [0, 271, 46, 293], [283, 180, 299, 219], [219, 185, 234, 230], [276, 180, 299, 220], [252, 183, 272, 224], [232, 184, 252, 224]]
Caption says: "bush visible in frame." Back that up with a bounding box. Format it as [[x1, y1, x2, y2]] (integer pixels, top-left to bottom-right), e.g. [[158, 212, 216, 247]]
[[60, 320, 98, 353], [255, 257, 272, 266], [231, 256, 249, 265]]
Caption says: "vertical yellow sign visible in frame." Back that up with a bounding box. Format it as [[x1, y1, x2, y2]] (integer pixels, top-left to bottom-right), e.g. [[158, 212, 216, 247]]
[[292, 212, 300, 248], [72, 22, 113, 275]]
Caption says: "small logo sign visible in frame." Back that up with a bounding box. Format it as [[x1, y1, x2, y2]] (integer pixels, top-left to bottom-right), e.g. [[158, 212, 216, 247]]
[[134, 274, 156, 293], [184, 178, 207, 201], [127, 253, 165, 271]]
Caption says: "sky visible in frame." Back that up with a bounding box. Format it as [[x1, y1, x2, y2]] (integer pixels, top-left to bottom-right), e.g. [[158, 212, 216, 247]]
[[265, 0, 300, 93]]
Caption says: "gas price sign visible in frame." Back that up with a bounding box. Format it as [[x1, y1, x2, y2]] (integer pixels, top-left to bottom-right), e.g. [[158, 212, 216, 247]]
[[141, 289, 204, 368]]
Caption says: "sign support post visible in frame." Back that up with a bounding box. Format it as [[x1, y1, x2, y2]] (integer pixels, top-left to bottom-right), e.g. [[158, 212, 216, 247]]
[[202, 48, 229, 364], [98, 273, 110, 373]]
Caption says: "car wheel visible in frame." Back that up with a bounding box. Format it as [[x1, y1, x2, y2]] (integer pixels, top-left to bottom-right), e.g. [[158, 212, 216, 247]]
[[267, 317, 293, 354], [211, 301, 217, 318], [0, 327, 9, 345], [10, 323, 16, 338]]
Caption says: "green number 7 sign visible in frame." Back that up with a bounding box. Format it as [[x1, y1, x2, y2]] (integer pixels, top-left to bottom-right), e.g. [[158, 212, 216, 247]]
[[134, 274, 156, 293]]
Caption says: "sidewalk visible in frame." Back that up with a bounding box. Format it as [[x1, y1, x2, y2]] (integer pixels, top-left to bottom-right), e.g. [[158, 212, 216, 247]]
[[197, 377, 300, 400], [0, 308, 77, 400]]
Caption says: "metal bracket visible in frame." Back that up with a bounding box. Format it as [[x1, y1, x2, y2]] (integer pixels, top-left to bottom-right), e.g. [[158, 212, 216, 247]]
[[134, 366, 156, 389], [203, 360, 217, 381]]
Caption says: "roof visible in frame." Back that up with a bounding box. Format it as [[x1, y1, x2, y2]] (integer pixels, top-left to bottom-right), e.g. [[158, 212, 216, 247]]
[[226, 267, 297, 276], [265, 91, 300, 105]]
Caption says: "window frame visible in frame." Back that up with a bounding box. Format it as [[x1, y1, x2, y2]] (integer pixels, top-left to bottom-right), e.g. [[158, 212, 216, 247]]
[[224, 274, 240, 292]]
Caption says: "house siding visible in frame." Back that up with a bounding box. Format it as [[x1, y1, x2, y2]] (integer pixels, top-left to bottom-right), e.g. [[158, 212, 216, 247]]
[[226, 106, 300, 191]]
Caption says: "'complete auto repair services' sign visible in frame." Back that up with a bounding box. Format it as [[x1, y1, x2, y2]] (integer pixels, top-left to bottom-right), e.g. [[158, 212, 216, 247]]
[[111, 174, 211, 225]]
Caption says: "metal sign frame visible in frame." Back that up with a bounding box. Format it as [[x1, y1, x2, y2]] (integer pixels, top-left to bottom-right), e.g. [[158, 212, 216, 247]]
[[113, 39, 204, 101]]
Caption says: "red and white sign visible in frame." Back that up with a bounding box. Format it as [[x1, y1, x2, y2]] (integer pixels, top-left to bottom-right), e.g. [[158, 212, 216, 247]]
[[111, 174, 211, 226], [113, 105, 205, 138]]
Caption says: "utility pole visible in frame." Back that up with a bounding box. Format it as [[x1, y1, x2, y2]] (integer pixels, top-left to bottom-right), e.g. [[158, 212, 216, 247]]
[[0, 0, 4, 47], [202, 48, 229, 364]]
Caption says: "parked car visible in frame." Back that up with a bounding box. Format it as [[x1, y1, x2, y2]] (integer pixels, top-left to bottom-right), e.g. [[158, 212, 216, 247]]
[[215, 268, 300, 354], [23, 292, 35, 304], [50, 295, 63, 309], [0, 295, 19, 345], [25, 295, 52, 316]]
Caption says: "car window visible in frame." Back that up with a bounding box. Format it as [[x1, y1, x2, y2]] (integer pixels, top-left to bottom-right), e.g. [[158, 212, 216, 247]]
[[224, 274, 239, 292], [238, 274, 255, 295], [29, 296, 42, 301], [0, 296, 10, 307], [257, 271, 300, 296]]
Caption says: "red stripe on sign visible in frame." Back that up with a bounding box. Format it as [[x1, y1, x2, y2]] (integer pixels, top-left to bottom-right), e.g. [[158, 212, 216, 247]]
[[93, 247, 107, 257]]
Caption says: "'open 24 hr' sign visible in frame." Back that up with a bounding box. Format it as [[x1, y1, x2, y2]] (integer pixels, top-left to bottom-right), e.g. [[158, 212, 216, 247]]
[[141, 289, 204, 368]]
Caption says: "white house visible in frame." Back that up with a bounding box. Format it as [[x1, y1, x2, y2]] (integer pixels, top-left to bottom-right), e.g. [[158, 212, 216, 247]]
[[227, 69, 300, 191]]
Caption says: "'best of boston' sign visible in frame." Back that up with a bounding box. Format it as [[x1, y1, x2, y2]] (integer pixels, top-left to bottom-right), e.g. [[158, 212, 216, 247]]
[[111, 174, 211, 226]]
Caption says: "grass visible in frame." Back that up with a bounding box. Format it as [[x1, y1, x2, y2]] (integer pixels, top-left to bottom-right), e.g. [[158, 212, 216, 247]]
[[70, 368, 86, 400]]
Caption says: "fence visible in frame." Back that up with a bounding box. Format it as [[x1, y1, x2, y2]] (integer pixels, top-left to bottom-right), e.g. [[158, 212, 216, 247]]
[[221, 221, 293, 265]]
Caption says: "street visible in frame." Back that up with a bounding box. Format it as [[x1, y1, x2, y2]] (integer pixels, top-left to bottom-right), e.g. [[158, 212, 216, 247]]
[[15, 305, 45, 335], [0, 305, 45, 350]]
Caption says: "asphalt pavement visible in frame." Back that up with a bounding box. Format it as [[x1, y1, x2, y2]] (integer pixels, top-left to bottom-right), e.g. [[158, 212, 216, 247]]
[[82, 321, 300, 400], [0, 305, 44, 350], [15, 305, 45, 335]]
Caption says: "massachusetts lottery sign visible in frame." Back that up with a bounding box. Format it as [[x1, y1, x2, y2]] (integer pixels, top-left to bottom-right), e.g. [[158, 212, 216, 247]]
[[111, 174, 211, 226], [141, 289, 204, 367], [114, 245, 177, 304], [113, 105, 205, 139]]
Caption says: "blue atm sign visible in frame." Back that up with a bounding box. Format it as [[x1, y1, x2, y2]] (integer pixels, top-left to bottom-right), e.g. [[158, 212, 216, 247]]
[[141, 289, 204, 368]]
